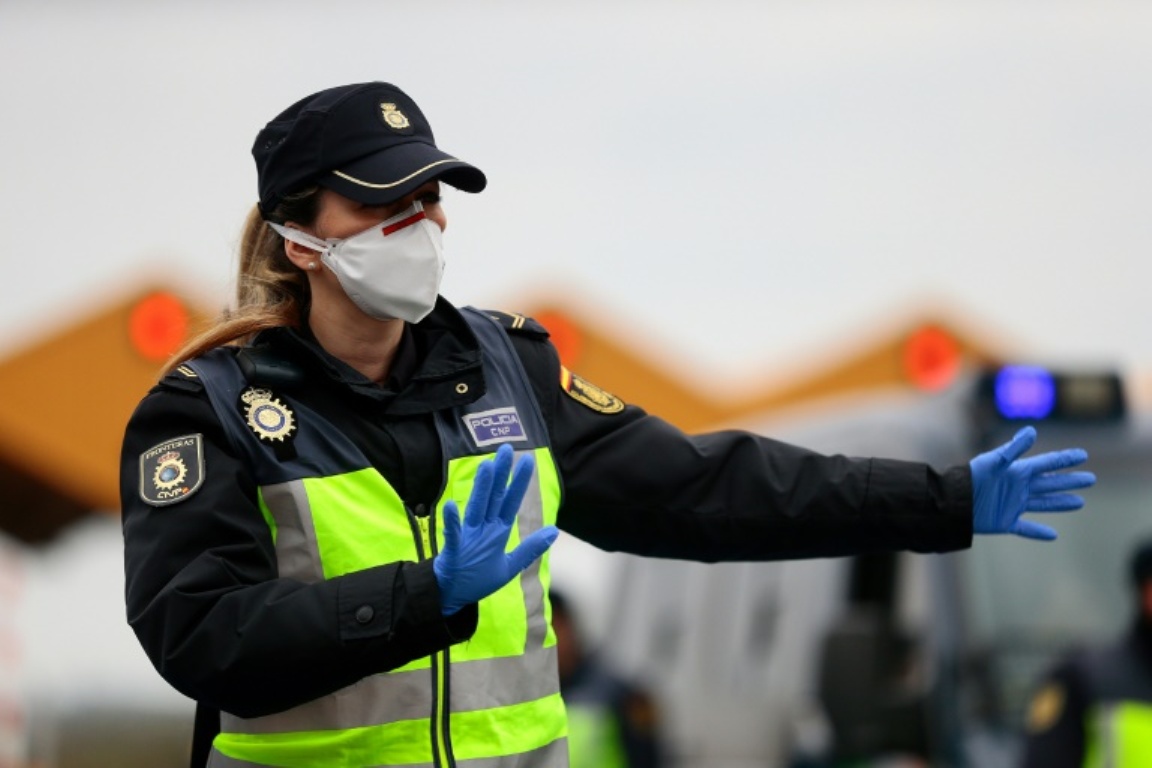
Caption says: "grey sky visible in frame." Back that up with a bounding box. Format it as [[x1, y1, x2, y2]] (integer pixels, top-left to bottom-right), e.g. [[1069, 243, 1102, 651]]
[[2, 0, 1149, 390]]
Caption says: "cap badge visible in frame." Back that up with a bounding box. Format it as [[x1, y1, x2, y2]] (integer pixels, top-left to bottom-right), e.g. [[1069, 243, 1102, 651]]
[[138, 434, 205, 506], [241, 387, 297, 442], [380, 103, 410, 130]]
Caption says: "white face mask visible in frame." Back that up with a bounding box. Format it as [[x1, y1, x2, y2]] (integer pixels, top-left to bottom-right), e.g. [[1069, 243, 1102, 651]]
[[269, 201, 444, 323]]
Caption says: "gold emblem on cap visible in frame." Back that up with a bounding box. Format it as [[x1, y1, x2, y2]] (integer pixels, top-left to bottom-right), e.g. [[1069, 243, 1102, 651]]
[[380, 103, 410, 130], [241, 387, 297, 442]]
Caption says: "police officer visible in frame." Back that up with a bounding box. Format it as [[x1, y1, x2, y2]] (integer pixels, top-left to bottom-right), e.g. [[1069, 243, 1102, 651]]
[[1020, 539, 1152, 767], [120, 81, 1097, 768], [550, 589, 663, 768]]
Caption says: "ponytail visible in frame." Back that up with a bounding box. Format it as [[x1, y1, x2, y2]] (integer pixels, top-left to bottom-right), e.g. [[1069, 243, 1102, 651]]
[[159, 187, 322, 377]]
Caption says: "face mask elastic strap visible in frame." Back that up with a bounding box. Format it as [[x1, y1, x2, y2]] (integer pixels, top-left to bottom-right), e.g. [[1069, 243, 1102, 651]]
[[267, 222, 331, 253]]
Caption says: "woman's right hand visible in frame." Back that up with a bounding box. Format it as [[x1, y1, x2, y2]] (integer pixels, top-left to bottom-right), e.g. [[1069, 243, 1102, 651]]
[[433, 444, 559, 615]]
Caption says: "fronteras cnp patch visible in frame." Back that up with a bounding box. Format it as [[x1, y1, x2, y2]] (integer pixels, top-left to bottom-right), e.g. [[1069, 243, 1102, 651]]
[[560, 367, 625, 414], [139, 434, 205, 507], [463, 406, 528, 447]]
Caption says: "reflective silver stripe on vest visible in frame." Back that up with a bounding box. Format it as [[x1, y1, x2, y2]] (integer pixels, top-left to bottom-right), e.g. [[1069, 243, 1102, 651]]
[[261, 480, 324, 583], [220, 646, 560, 735], [209, 737, 566, 768], [449, 640, 557, 713], [1099, 703, 1118, 768], [516, 465, 549, 651]]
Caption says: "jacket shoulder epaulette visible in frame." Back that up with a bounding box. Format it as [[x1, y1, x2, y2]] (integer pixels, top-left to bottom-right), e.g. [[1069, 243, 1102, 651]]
[[483, 310, 551, 341], [157, 362, 206, 394]]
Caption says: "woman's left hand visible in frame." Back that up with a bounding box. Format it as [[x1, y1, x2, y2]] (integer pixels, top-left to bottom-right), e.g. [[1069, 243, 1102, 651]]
[[970, 426, 1097, 540]]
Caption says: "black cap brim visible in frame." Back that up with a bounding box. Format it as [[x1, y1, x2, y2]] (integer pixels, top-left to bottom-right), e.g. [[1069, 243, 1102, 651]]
[[322, 141, 486, 205]]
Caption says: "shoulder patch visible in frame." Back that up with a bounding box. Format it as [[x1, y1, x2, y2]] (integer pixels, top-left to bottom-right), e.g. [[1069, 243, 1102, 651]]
[[1025, 682, 1065, 734], [139, 434, 205, 506], [560, 366, 625, 414], [485, 310, 550, 340]]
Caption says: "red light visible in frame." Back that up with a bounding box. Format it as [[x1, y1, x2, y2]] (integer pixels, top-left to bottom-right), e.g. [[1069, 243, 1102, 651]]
[[534, 310, 583, 368], [129, 292, 190, 361], [903, 325, 960, 392]]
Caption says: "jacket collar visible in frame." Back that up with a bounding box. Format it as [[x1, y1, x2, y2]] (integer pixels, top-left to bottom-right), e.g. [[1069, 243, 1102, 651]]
[[256, 297, 486, 415]]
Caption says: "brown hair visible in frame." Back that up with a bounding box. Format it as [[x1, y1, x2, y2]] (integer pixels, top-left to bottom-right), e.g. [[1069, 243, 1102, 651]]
[[160, 188, 323, 377]]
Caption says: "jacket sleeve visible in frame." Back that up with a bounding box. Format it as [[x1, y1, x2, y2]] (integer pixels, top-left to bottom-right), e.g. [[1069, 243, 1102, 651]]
[[120, 380, 477, 719], [506, 331, 973, 561]]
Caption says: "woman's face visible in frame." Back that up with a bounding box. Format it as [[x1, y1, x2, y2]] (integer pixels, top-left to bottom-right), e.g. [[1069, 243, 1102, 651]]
[[312, 180, 447, 240], [279, 179, 449, 328]]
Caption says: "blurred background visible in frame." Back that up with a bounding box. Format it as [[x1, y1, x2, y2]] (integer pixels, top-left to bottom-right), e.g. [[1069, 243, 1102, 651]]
[[1, 1, 1151, 766]]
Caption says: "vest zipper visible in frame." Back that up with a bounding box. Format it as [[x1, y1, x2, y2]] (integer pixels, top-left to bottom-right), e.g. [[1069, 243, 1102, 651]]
[[411, 503, 455, 768]]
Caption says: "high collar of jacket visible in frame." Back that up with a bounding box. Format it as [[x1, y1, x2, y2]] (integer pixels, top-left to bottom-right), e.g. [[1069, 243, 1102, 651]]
[[253, 297, 487, 415]]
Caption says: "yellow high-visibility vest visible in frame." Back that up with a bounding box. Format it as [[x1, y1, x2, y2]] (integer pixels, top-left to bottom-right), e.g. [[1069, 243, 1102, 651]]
[[189, 308, 567, 768], [566, 702, 628, 768], [1084, 702, 1152, 768]]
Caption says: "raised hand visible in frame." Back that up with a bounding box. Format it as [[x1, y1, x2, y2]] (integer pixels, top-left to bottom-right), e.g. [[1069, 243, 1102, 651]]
[[970, 426, 1096, 540], [433, 444, 559, 615]]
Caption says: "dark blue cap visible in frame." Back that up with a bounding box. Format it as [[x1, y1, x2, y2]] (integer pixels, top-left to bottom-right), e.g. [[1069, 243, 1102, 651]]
[[252, 82, 486, 215]]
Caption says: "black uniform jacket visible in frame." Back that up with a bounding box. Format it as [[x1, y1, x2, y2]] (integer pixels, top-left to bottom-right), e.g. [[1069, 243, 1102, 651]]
[[121, 298, 972, 737]]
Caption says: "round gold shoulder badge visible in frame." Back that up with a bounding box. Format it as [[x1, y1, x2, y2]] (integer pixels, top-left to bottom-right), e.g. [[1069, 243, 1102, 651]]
[[560, 366, 625, 414], [241, 387, 297, 442]]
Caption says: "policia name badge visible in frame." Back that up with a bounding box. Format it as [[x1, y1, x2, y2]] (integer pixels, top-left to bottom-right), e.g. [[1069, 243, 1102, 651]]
[[560, 366, 625, 414], [139, 434, 205, 506], [241, 387, 297, 442]]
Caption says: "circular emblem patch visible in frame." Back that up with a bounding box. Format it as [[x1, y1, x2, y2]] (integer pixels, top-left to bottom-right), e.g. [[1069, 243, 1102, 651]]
[[241, 387, 297, 442], [380, 102, 410, 130], [153, 451, 188, 491]]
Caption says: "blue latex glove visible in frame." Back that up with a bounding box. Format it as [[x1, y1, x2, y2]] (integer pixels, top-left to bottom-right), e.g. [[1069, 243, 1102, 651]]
[[970, 426, 1096, 540], [434, 444, 560, 615]]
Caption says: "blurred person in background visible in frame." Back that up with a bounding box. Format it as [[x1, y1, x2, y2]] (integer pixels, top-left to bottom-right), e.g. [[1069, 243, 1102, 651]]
[[550, 589, 663, 768], [1020, 538, 1152, 767], [119, 80, 1096, 768]]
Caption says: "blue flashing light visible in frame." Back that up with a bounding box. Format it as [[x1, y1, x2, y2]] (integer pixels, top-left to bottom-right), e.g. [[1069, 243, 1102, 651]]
[[994, 365, 1057, 420]]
